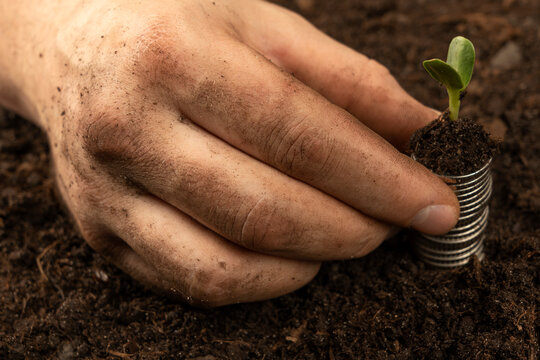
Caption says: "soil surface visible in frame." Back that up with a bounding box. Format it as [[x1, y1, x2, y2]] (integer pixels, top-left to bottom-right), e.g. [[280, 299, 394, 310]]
[[1, 0, 539, 359], [409, 112, 498, 175]]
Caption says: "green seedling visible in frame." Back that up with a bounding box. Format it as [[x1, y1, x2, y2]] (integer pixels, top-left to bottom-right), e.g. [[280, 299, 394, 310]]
[[423, 36, 475, 120]]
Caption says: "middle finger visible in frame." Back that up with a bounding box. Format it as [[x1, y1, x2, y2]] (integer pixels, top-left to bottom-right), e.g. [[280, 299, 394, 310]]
[[83, 108, 393, 261]]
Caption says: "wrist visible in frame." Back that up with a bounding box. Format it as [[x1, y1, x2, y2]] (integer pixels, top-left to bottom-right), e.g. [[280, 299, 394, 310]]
[[0, 1, 83, 126]]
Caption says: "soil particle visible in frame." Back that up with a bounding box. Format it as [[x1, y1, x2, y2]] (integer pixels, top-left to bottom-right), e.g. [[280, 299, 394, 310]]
[[490, 41, 523, 70], [57, 342, 74, 360]]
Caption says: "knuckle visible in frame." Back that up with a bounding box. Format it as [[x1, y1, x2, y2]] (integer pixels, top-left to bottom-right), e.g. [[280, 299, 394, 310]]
[[53, 147, 116, 218], [365, 58, 391, 78], [128, 17, 192, 84], [272, 121, 339, 181], [80, 110, 143, 164], [237, 198, 303, 253], [264, 9, 311, 59], [266, 2, 312, 30]]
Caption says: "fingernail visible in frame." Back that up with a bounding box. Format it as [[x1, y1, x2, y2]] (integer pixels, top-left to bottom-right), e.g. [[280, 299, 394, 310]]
[[410, 205, 458, 235]]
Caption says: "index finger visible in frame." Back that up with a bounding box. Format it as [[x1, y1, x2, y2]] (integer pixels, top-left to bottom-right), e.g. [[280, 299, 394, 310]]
[[155, 37, 458, 235]]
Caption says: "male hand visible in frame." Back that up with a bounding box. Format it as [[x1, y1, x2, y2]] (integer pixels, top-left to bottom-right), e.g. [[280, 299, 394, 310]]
[[0, 0, 458, 306]]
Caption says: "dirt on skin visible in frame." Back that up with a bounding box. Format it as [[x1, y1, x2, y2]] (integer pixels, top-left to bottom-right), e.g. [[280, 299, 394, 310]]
[[409, 111, 499, 175], [1, 0, 539, 359]]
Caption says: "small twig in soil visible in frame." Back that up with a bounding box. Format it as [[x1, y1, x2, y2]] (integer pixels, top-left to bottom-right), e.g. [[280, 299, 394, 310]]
[[212, 339, 252, 347], [36, 240, 60, 282], [329, 347, 336, 360], [514, 309, 529, 331], [107, 349, 135, 358], [371, 308, 383, 323], [36, 240, 65, 299], [20, 295, 30, 316]]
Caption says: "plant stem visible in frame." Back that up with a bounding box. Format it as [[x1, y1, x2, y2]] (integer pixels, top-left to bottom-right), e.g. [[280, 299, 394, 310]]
[[447, 88, 461, 120]]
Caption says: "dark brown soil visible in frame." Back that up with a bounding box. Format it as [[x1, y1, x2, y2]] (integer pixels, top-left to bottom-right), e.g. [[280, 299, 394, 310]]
[[409, 112, 498, 175], [1, 0, 539, 359]]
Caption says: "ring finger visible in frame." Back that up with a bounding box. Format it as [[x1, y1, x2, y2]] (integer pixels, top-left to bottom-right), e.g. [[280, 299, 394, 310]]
[[82, 107, 393, 261]]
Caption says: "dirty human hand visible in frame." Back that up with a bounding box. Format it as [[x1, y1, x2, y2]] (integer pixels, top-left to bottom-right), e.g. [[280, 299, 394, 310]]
[[0, 0, 459, 306]]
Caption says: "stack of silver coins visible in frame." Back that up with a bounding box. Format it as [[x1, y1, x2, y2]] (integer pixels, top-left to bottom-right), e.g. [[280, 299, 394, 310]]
[[414, 158, 493, 267]]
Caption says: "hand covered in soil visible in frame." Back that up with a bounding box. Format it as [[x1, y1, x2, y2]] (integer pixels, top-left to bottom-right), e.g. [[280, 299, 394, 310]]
[[0, 0, 459, 306]]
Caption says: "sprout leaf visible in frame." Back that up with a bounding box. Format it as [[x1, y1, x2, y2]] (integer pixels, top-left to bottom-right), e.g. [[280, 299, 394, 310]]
[[446, 36, 475, 89], [423, 59, 464, 90]]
